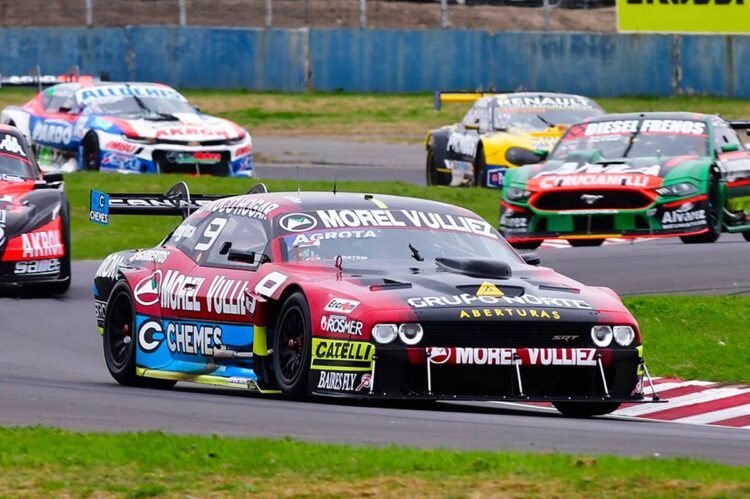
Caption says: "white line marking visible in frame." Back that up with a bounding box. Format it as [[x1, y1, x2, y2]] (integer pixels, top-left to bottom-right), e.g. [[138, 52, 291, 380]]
[[643, 380, 716, 393], [616, 388, 750, 417]]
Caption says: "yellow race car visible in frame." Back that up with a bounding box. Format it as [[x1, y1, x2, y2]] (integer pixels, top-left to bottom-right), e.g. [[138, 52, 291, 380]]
[[426, 92, 604, 188]]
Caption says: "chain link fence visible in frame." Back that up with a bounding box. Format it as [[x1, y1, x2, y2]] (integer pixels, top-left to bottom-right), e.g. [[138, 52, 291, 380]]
[[1, 0, 615, 31]]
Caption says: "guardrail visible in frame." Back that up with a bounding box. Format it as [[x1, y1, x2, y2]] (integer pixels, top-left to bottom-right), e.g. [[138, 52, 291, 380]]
[[0, 27, 745, 97]]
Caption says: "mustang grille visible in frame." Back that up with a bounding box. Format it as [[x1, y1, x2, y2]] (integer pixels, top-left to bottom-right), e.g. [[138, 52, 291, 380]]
[[421, 321, 594, 348], [533, 190, 652, 211]]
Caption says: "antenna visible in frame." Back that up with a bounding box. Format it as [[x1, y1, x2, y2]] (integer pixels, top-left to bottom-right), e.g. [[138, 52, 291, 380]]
[[333, 177, 337, 195], [297, 165, 301, 195]]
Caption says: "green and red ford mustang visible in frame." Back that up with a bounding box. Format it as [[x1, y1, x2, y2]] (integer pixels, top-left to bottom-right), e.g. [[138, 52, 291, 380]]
[[499, 112, 750, 248]]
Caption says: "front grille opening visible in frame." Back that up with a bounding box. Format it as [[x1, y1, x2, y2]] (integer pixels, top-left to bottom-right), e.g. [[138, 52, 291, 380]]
[[534, 191, 651, 211], [154, 150, 231, 176], [573, 216, 615, 233]]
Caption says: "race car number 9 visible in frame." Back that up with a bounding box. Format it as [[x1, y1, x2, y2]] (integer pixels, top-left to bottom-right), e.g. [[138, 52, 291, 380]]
[[195, 217, 227, 251]]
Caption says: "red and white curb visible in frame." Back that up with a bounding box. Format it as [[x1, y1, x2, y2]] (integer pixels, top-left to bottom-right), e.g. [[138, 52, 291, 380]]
[[617, 377, 750, 428], [495, 377, 750, 429]]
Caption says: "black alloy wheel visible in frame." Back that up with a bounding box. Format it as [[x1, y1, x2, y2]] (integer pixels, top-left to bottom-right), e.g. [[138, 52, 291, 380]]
[[273, 292, 312, 398], [552, 402, 622, 418], [474, 146, 487, 187], [680, 171, 722, 244], [82, 132, 101, 171], [103, 281, 175, 389], [568, 239, 605, 247]]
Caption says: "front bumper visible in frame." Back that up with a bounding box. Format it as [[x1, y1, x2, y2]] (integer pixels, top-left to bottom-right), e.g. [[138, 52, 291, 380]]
[[500, 193, 710, 242], [310, 345, 657, 403], [0, 258, 65, 284], [93, 131, 254, 177]]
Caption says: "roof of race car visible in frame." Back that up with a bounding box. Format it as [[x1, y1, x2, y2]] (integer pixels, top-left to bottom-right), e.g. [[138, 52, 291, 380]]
[[210, 191, 478, 217], [584, 111, 716, 123]]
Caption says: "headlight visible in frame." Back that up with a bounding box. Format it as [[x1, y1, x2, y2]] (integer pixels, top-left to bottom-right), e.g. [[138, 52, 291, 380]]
[[613, 326, 635, 346], [591, 325, 613, 347], [656, 182, 697, 197], [371, 324, 398, 344], [124, 135, 156, 145], [505, 186, 531, 201], [398, 323, 424, 345]]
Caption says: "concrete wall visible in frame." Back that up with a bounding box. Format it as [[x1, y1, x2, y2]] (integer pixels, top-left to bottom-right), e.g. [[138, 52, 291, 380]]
[[0, 27, 747, 97]]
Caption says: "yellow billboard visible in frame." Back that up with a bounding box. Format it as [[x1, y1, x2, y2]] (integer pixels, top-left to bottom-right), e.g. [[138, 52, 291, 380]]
[[618, 0, 750, 33]]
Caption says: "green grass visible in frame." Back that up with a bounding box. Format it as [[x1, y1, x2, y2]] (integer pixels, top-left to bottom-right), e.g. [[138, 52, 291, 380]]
[[623, 295, 750, 384], [0, 427, 748, 497]]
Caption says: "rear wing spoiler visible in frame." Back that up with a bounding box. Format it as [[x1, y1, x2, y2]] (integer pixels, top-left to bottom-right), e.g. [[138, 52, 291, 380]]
[[729, 121, 750, 136], [0, 65, 103, 90], [89, 181, 268, 225], [434, 91, 487, 111]]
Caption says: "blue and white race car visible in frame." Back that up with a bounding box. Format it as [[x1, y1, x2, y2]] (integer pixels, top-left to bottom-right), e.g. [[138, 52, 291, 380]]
[[1, 81, 253, 176]]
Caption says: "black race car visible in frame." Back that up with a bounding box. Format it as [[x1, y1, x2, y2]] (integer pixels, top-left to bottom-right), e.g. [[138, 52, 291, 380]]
[[0, 125, 70, 294]]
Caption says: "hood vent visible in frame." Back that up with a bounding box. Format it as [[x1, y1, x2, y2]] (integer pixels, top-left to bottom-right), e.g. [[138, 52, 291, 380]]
[[435, 258, 512, 279], [368, 278, 412, 292]]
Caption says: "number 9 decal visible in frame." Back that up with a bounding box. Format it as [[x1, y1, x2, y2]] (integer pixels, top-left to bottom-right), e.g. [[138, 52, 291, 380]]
[[195, 217, 227, 252]]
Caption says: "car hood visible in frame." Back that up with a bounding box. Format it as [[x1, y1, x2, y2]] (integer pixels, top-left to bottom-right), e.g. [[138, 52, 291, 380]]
[[109, 113, 244, 142], [0, 179, 60, 248], [282, 262, 630, 321], [509, 153, 710, 191]]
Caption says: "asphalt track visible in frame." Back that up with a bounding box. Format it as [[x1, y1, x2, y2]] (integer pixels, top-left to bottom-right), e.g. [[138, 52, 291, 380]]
[[2, 138, 750, 465], [2, 243, 750, 465]]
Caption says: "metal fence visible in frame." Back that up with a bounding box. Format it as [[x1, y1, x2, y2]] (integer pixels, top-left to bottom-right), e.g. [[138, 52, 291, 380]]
[[1, 0, 615, 32]]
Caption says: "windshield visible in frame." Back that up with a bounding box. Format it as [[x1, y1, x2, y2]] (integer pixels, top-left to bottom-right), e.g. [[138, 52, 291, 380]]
[[0, 133, 35, 179], [76, 84, 196, 119], [495, 108, 602, 132], [551, 119, 710, 160], [277, 210, 521, 267], [493, 95, 602, 132]]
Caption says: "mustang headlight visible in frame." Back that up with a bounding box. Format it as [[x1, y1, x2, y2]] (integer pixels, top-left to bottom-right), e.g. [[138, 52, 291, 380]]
[[505, 186, 531, 201], [398, 323, 424, 345], [613, 326, 635, 347], [371, 324, 398, 344], [656, 182, 697, 197], [591, 325, 613, 347]]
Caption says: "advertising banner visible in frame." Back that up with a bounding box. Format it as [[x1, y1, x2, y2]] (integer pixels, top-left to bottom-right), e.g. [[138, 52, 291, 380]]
[[618, 0, 750, 33]]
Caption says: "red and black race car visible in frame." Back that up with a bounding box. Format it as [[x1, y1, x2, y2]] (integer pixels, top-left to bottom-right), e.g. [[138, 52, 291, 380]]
[[91, 183, 660, 417], [0, 125, 70, 294]]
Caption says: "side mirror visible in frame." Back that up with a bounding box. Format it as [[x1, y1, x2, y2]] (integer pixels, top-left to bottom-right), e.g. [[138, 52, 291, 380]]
[[533, 149, 549, 160], [43, 172, 63, 183], [721, 143, 740, 153], [193, 105, 201, 113], [521, 252, 541, 266]]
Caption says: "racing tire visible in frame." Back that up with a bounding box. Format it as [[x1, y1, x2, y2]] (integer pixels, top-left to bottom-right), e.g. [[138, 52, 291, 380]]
[[552, 402, 621, 418], [103, 280, 176, 389], [568, 239, 605, 248], [25, 200, 71, 296], [510, 240, 542, 250], [426, 146, 451, 186], [680, 172, 722, 244], [474, 146, 487, 188], [82, 132, 101, 171], [273, 291, 313, 399], [743, 232, 750, 242]]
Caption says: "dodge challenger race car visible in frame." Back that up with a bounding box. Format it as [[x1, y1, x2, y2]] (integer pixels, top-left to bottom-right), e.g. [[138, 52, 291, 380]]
[[426, 91, 604, 188], [90, 183, 660, 417], [1, 81, 253, 176], [500, 112, 750, 249], [0, 125, 70, 294]]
